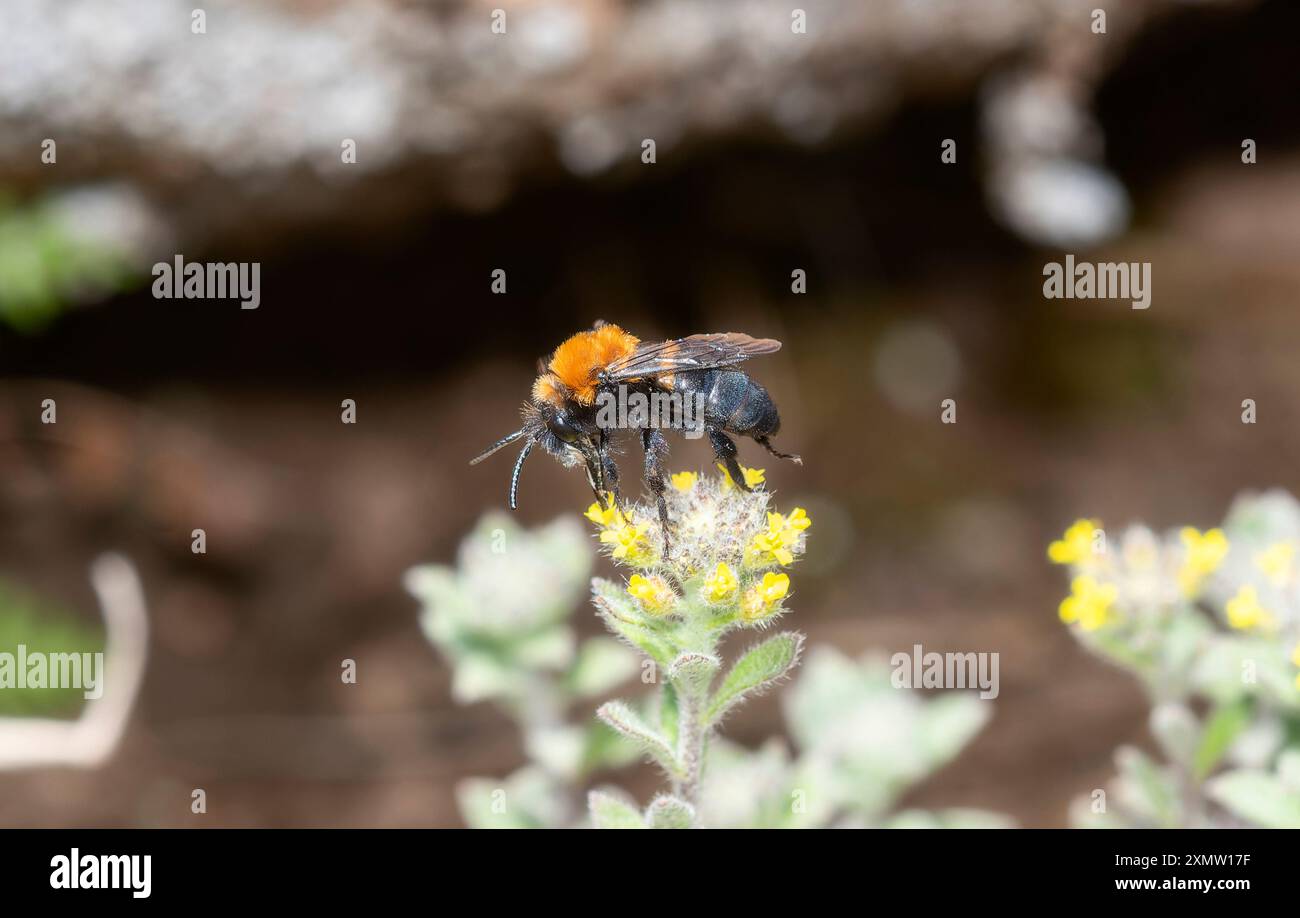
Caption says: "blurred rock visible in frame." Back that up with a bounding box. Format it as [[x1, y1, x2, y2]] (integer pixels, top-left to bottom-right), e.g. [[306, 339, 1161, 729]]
[[0, 0, 1251, 255]]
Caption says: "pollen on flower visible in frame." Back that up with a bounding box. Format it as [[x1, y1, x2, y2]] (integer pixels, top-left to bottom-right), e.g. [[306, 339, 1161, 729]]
[[1048, 519, 1104, 565], [740, 571, 790, 623], [702, 562, 738, 603], [627, 573, 676, 615], [670, 471, 698, 492], [743, 509, 811, 569], [582, 467, 809, 585], [600, 521, 654, 566], [718, 462, 765, 491], [1225, 584, 1275, 632], [1059, 574, 1117, 631]]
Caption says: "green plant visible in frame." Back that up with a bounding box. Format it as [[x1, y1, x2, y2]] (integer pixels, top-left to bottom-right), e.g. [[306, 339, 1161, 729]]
[[0, 191, 139, 332], [580, 465, 809, 826], [1050, 489, 1300, 828], [412, 467, 1009, 828], [405, 513, 640, 827]]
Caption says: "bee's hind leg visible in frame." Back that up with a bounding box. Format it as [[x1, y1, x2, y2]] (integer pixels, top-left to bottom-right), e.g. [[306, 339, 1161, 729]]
[[641, 428, 672, 556], [708, 425, 753, 492], [755, 435, 802, 466]]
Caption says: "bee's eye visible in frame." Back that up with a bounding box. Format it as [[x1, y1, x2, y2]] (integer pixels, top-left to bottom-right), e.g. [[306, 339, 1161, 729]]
[[550, 416, 581, 443]]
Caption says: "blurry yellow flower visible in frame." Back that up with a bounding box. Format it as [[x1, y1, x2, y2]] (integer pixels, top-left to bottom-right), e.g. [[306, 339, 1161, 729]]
[[718, 463, 765, 491], [1048, 519, 1104, 565], [1293, 643, 1300, 668], [1178, 527, 1229, 596], [740, 572, 790, 622], [702, 562, 738, 603], [1058, 575, 1117, 631], [600, 522, 654, 565], [1255, 541, 1295, 587], [627, 574, 676, 614], [1225, 584, 1275, 632], [670, 471, 698, 492]]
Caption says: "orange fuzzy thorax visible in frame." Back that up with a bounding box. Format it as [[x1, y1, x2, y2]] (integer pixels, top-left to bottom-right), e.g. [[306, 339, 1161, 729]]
[[544, 324, 639, 405]]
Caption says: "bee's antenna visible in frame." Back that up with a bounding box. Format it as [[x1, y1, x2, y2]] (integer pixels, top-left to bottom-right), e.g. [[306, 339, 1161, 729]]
[[470, 429, 526, 465], [509, 438, 536, 510]]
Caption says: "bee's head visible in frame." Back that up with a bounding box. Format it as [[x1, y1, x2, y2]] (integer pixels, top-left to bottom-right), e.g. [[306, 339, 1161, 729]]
[[531, 403, 592, 468]]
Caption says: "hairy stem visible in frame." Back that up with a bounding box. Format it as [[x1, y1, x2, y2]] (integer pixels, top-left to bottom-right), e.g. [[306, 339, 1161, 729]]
[[676, 687, 706, 808]]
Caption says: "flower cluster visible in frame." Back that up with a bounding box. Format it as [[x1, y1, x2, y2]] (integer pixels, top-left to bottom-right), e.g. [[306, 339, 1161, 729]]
[[1048, 490, 1300, 695], [584, 465, 811, 630], [1051, 491, 1300, 830]]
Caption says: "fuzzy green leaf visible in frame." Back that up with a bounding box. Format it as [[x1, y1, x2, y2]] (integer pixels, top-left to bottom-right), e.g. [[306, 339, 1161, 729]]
[[591, 584, 676, 668], [589, 790, 646, 829], [1206, 769, 1300, 828], [669, 651, 720, 701], [596, 700, 681, 777], [645, 794, 696, 829], [706, 632, 804, 725]]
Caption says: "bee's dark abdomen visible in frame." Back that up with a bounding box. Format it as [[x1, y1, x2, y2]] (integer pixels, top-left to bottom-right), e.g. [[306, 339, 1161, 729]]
[[678, 369, 780, 437]]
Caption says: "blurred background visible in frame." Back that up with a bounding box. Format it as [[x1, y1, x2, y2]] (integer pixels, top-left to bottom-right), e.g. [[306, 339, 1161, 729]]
[[2, 0, 1299, 826]]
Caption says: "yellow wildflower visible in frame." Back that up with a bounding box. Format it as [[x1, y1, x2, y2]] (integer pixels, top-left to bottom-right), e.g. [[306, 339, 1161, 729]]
[[670, 471, 698, 492], [1293, 644, 1300, 691], [702, 562, 738, 603], [784, 507, 812, 533], [740, 572, 791, 623], [599, 521, 654, 565], [584, 501, 625, 528], [1058, 575, 1117, 631], [1178, 527, 1229, 596], [745, 528, 795, 568], [1224, 584, 1275, 632], [742, 508, 812, 569], [1255, 541, 1294, 587], [718, 463, 765, 491], [1048, 519, 1104, 565], [626, 574, 676, 615]]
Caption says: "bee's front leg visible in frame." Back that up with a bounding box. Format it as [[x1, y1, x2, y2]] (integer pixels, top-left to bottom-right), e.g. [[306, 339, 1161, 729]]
[[581, 447, 609, 510], [598, 430, 625, 515], [641, 428, 672, 556]]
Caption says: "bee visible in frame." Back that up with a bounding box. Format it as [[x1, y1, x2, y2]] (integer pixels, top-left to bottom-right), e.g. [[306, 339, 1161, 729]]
[[471, 321, 800, 542]]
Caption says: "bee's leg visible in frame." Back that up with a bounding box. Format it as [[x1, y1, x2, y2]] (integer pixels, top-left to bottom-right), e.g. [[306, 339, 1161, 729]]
[[641, 428, 672, 555], [755, 435, 802, 466], [707, 425, 752, 492], [598, 430, 624, 514], [581, 448, 609, 510]]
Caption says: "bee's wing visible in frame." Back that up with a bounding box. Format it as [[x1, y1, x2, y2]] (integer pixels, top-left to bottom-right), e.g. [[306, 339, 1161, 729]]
[[601, 333, 781, 381]]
